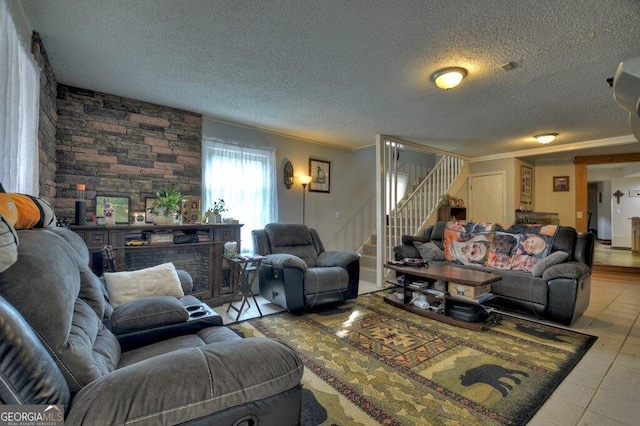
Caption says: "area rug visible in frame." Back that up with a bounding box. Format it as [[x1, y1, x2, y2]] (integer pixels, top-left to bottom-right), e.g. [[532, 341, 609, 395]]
[[231, 292, 597, 426]]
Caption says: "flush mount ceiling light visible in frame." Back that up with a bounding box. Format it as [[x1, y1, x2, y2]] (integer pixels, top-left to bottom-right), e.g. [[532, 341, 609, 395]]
[[431, 67, 468, 90], [535, 133, 558, 144]]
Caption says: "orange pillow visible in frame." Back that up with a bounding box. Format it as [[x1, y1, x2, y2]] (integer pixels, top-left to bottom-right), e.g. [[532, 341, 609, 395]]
[[0, 193, 56, 229]]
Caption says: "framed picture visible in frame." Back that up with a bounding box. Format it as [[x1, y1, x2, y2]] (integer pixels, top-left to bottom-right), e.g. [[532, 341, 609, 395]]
[[309, 158, 330, 193], [182, 196, 201, 224], [553, 176, 570, 192], [95, 196, 130, 224], [145, 197, 156, 223], [521, 165, 532, 203]]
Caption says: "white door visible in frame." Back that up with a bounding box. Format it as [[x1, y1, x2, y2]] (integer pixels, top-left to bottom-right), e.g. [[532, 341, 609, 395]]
[[469, 172, 506, 223]]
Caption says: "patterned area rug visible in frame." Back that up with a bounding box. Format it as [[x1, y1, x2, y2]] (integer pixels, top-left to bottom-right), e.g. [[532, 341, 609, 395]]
[[231, 292, 597, 426]]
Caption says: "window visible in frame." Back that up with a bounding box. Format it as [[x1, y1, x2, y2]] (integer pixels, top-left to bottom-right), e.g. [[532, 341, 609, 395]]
[[202, 138, 277, 252], [0, 1, 40, 194]]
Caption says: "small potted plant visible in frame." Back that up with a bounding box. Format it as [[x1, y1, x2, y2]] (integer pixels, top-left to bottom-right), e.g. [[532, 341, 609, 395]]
[[207, 198, 227, 224], [150, 184, 186, 225]]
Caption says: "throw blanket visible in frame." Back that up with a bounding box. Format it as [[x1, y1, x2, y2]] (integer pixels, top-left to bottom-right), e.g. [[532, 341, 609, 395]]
[[444, 221, 558, 272]]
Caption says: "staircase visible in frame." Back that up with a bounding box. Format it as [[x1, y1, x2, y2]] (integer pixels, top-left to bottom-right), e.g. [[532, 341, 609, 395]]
[[357, 153, 467, 285], [359, 234, 377, 283]]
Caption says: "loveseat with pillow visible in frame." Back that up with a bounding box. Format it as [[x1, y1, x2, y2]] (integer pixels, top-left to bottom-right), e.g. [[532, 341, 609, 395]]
[[393, 221, 595, 325], [0, 202, 304, 424]]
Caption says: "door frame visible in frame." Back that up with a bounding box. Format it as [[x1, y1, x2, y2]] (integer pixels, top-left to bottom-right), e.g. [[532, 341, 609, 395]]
[[574, 153, 640, 232]]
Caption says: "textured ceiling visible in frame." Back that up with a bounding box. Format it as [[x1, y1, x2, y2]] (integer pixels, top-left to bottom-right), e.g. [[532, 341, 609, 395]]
[[20, 0, 640, 159]]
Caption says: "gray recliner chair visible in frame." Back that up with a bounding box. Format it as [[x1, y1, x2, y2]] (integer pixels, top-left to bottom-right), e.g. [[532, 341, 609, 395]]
[[252, 223, 360, 312], [0, 227, 303, 425]]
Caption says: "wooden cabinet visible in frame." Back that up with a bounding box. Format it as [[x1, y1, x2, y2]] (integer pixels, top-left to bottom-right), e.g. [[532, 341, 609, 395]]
[[71, 223, 242, 306], [437, 206, 467, 221]]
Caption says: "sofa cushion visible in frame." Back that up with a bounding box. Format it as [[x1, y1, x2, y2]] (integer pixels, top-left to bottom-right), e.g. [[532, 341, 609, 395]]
[[265, 223, 318, 267], [0, 214, 18, 273], [110, 296, 190, 334], [0, 230, 120, 396], [491, 273, 548, 306], [413, 241, 446, 261], [0, 294, 71, 406], [532, 251, 569, 277], [104, 262, 184, 308]]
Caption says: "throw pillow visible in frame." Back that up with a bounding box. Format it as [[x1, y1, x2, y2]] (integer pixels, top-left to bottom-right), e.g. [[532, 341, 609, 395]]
[[532, 251, 569, 277], [0, 214, 18, 273], [0, 193, 56, 229], [413, 241, 446, 261], [103, 262, 184, 308]]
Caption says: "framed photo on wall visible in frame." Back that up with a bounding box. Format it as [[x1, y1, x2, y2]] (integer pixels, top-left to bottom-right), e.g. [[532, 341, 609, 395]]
[[309, 158, 330, 193], [553, 176, 570, 192], [145, 197, 156, 223], [521, 165, 532, 204], [95, 196, 130, 224]]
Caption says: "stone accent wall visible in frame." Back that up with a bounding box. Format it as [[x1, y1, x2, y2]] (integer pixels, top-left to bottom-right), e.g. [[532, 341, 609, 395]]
[[32, 32, 57, 205], [55, 85, 202, 221]]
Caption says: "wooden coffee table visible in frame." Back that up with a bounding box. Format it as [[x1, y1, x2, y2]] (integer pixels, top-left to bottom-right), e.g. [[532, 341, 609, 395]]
[[384, 262, 502, 331]]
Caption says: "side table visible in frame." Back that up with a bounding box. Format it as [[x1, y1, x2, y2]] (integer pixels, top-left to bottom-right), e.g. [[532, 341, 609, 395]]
[[224, 254, 265, 321]]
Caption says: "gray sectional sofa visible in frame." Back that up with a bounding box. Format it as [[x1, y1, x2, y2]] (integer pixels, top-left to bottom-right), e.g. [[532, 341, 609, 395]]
[[393, 221, 595, 325], [0, 226, 304, 425]]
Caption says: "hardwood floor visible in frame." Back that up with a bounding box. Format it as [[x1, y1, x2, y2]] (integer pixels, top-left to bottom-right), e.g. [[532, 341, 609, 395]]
[[593, 242, 640, 275]]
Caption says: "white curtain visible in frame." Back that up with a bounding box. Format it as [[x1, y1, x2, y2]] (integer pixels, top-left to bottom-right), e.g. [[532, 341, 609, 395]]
[[0, 1, 40, 195], [202, 138, 277, 252]]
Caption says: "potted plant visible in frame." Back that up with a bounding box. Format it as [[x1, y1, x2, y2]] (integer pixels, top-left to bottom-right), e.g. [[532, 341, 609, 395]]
[[149, 184, 186, 225], [438, 193, 455, 208], [207, 198, 227, 224]]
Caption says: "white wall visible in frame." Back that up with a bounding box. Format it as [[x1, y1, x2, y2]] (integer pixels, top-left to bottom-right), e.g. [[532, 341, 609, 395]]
[[202, 119, 376, 251]]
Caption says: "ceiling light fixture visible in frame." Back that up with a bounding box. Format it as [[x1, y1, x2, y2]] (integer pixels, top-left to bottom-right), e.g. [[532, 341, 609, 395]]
[[431, 67, 467, 90], [535, 133, 558, 144]]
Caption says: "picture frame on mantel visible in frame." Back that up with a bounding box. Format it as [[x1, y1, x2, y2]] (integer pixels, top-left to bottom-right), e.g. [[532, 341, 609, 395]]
[[96, 195, 130, 225], [309, 158, 330, 193], [521, 165, 532, 204]]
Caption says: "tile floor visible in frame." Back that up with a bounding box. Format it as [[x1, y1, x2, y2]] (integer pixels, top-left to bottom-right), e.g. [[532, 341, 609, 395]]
[[212, 275, 640, 425]]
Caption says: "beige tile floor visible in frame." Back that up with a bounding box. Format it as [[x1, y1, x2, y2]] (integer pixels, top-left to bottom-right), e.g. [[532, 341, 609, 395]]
[[213, 276, 640, 425]]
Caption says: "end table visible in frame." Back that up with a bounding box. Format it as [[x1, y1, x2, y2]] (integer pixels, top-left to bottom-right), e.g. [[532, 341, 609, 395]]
[[224, 254, 265, 321]]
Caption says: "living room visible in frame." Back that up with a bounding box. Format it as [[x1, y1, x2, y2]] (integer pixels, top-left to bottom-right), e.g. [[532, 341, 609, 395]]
[[2, 1, 640, 425]]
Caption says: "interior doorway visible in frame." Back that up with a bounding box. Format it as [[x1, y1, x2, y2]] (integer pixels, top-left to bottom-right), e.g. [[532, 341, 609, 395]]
[[575, 153, 640, 271]]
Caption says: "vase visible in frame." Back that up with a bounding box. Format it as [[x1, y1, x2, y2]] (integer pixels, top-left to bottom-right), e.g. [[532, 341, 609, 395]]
[[152, 212, 177, 225], [209, 213, 222, 224]]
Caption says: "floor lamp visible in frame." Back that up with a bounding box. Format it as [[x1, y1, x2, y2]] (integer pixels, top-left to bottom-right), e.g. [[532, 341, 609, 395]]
[[299, 175, 313, 224]]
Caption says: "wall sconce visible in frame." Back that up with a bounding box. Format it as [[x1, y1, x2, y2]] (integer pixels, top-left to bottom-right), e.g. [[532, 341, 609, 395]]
[[431, 67, 467, 90], [299, 175, 313, 224], [284, 161, 294, 189]]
